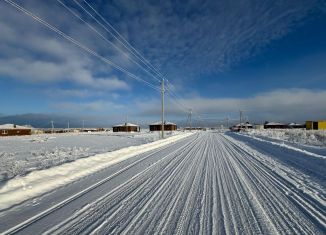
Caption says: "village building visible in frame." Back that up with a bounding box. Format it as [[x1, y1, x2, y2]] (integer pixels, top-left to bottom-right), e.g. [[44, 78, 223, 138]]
[[306, 120, 326, 130], [149, 121, 177, 131], [0, 124, 32, 136], [230, 122, 253, 131], [264, 122, 287, 129], [112, 123, 140, 132]]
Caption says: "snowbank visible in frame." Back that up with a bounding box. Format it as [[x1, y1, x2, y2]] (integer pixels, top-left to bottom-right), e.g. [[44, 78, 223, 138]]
[[244, 129, 326, 147], [0, 132, 193, 211], [0, 131, 175, 182], [235, 133, 326, 160]]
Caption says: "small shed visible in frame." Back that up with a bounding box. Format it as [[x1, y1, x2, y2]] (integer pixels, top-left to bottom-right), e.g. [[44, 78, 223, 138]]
[[306, 120, 326, 130], [0, 124, 32, 136], [149, 121, 177, 131], [113, 123, 140, 132], [264, 122, 287, 129]]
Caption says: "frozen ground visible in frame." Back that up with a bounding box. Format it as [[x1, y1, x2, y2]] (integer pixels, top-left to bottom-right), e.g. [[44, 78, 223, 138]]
[[0, 130, 176, 182], [244, 129, 326, 147], [0, 132, 325, 234]]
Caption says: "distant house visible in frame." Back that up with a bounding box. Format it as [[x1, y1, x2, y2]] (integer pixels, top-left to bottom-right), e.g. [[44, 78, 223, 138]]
[[149, 121, 177, 131], [112, 123, 140, 132], [230, 122, 253, 131], [306, 120, 326, 130], [288, 123, 305, 129], [0, 124, 32, 136], [264, 122, 287, 129]]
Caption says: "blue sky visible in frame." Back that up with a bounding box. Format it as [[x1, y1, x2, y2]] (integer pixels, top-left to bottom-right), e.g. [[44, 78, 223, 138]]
[[0, 0, 326, 126]]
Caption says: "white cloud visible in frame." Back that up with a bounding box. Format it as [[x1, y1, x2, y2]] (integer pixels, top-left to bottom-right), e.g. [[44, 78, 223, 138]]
[[53, 100, 125, 113], [89, 77, 130, 90], [135, 89, 326, 122], [0, 0, 320, 86], [0, 0, 131, 91]]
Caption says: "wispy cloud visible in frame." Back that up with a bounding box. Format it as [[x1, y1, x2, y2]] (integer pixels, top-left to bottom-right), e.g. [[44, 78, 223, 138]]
[[0, 0, 324, 122], [0, 0, 320, 85], [103, 0, 319, 79]]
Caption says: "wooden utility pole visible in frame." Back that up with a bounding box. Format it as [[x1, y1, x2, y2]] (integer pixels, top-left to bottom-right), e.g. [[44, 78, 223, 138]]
[[161, 78, 165, 138], [51, 120, 54, 134], [239, 110, 243, 129], [187, 109, 192, 130]]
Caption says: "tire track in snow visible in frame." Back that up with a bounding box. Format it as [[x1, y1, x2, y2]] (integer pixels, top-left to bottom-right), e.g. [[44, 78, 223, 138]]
[[4, 132, 325, 234], [46, 134, 204, 234], [2, 134, 198, 235], [45, 133, 326, 234], [221, 134, 325, 234]]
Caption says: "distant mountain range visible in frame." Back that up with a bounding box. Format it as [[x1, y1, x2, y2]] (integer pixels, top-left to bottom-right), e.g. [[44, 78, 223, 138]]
[[0, 113, 224, 129], [0, 113, 107, 128]]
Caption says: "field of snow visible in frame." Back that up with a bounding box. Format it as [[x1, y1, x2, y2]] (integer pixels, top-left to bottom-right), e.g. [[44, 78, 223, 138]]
[[243, 128, 326, 147], [0, 130, 177, 182], [0, 131, 325, 234]]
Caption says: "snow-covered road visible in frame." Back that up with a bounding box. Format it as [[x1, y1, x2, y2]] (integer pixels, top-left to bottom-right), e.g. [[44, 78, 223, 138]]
[[1, 132, 325, 234]]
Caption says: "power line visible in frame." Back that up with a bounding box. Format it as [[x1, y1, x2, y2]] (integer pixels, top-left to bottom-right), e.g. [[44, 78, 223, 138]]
[[165, 80, 206, 126], [82, 0, 165, 81], [165, 81, 189, 111], [4, 0, 160, 92], [67, 0, 199, 123], [57, 0, 161, 84], [73, 0, 163, 82]]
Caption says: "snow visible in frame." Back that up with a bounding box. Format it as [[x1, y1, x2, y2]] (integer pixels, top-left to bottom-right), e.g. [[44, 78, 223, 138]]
[[0, 130, 177, 182], [264, 121, 285, 126], [112, 122, 139, 127], [236, 132, 326, 159], [234, 122, 253, 127], [0, 132, 193, 211], [150, 121, 177, 125], [0, 124, 31, 129], [0, 131, 325, 234], [243, 128, 326, 147]]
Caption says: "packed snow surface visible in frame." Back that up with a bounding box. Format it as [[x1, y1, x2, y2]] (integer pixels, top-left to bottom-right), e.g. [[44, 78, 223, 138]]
[[0, 132, 193, 211], [0, 132, 325, 234], [244, 129, 326, 147], [0, 131, 176, 181]]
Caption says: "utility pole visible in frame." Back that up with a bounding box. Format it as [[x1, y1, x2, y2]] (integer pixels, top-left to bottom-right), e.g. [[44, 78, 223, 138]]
[[161, 78, 165, 139], [51, 120, 54, 134], [239, 110, 243, 130], [187, 108, 192, 130]]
